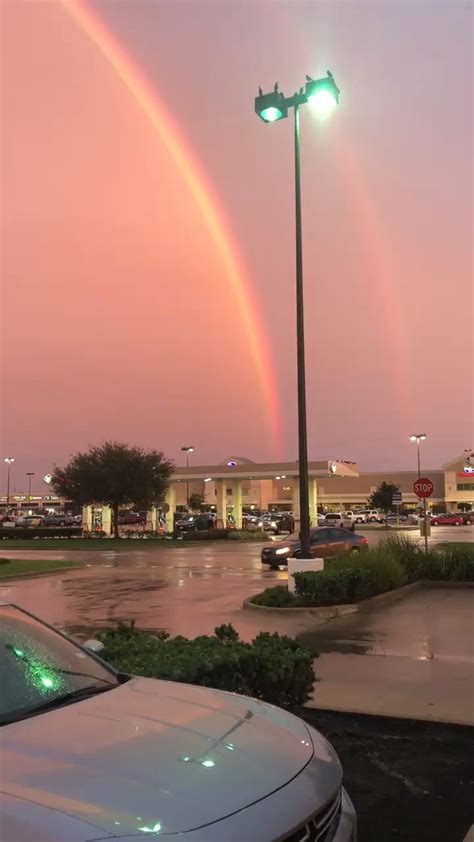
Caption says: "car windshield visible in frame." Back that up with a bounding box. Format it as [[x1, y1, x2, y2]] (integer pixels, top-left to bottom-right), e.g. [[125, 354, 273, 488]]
[[0, 604, 118, 726]]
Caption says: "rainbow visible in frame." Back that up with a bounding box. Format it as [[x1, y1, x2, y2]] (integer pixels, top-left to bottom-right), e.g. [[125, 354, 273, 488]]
[[331, 133, 413, 426], [60, 0, 282, 454]]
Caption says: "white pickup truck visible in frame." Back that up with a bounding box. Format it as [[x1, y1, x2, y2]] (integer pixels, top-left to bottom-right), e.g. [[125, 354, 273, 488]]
[[323, 512, 355, 528]]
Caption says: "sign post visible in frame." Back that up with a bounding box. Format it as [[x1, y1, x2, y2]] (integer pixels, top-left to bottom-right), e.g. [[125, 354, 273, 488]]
[[413, 477, 433, 553], [392, 490, 402, 526]]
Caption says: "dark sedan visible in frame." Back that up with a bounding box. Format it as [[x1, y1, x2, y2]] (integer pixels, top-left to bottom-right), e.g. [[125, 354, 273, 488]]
[[261, 526, 368, 567]]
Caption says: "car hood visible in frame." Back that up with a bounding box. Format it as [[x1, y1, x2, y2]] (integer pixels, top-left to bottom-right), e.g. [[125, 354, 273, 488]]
[[1, 677, 328, 837], [263, 538, 299, 552]]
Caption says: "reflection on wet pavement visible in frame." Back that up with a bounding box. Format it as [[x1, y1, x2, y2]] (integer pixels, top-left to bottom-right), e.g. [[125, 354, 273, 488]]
[[0, 543, 296, 640]]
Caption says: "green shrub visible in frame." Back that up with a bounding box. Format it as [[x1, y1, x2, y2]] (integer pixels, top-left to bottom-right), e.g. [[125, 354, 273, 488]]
[[0, 527, 82, 540], [294, 568, 374, 606], [251, 585, 307, 607], [181, 529, 229, 540], [329, 547, 406, 594], [98, 623, 316, 710], [228, 529, 268, 541]]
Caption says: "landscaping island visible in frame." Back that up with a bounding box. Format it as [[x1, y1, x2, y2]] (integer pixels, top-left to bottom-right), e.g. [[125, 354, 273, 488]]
[[249, 537, 474, 609]]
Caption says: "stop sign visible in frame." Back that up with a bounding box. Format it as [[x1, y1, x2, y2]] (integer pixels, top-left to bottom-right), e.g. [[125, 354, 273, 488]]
[[413, 477, 434, 498]]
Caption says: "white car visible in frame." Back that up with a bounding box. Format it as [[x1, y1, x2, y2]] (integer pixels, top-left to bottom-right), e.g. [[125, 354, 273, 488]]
[[323, 513, 353, 528], [0, 602, 357, 841], [341, 511, 366, 525], [356, 509, 379, 523]]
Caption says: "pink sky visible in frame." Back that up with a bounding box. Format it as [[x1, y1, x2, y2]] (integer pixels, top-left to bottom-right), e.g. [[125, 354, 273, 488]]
[[1, 0, 472, 492]]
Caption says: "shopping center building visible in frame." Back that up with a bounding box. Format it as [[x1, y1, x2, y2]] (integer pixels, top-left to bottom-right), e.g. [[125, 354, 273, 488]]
[[1, 454, 472, 531]]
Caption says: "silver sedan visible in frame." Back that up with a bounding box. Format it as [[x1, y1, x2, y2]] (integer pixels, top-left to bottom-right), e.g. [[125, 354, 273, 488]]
[[0, 601, 356, 841]]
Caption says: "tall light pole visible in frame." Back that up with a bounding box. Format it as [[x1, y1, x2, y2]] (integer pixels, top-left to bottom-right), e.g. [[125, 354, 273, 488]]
[[4, 457, 15, 506], [181, 446, 194, 508], [255, 73, 340, 557], [409, 433, 426, 478], [26, 472, 35, 503], [410, 433, 428, 552]]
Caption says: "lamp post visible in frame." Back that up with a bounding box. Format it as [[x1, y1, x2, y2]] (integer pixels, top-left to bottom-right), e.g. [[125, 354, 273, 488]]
[[410, 433, 428, 551], [255, 73, 340, 557], [4, 457, 15, 506], [409, 433, 426, 478], [26, 472, 35, 503], [181, 446, 194, 509]]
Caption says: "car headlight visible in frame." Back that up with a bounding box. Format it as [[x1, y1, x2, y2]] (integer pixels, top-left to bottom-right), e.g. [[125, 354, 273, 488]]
[[275, 546, 290, 555], [271, 521, 277, 528]]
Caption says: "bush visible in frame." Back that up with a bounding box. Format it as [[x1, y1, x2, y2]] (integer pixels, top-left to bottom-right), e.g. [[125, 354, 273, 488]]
[[98, 622, 316, 710], [228, 529, 268, 541], [294, 568, 374, 606], [329, 547, 406, 594], [0, 527, 83, 540], [180, 529, 229, 540], [251, 585, 308, 607]]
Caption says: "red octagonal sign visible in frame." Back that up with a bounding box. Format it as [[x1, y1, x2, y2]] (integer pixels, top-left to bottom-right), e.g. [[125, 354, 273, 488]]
[[413, 477, 434, 498]]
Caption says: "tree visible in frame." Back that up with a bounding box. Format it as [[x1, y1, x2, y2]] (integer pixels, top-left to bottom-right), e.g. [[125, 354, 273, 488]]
[[51, 442, 173, 538], [457, 502, 471, 512], [188, 492, 206, 512], [368, 482, 400, 518]]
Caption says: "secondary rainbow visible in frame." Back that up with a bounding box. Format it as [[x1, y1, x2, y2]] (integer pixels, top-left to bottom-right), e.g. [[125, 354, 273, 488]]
[[61, 0, 282, 454]]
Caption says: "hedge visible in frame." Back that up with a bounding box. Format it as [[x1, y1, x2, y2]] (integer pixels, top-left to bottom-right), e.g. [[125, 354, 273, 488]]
[[98, 622, 316, 710], [294, 568, 374, 605], [0, 527, 83, 540]]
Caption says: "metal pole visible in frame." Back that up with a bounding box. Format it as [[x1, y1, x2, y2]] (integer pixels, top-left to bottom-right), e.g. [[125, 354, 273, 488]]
[[416, 439, 428, 554], [186, 452, 189, 509], [28, 475, 32, 502], [294, 103, 311, 557], [6, 465, 11, 506]]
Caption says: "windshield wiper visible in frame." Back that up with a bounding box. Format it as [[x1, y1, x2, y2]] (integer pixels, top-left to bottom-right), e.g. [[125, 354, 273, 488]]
[[2, 684, 116, 725]]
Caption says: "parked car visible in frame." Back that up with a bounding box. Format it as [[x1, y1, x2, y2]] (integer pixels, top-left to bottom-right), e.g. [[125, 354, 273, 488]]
[[261, 526, 368, 567], [356, 509, 379, 523], [118, 511, 146, 525], [43, 514, 76, 527], [0, 601, 356, 841], [341, 511, 366, 524], [459, 511, 474, 525], [430, 513, 464, 526], [175, 513, 216, 533], [14, 514, 45, 527], [323, 513, 353, 529]]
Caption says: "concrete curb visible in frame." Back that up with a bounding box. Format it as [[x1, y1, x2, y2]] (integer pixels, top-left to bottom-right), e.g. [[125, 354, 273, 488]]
[[243, 579, 474, 616]]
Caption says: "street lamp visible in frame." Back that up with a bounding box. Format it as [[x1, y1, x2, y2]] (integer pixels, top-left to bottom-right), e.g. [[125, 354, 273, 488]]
[[26, 472, 35, 502], [181, 446, 194, 508], [409, 434, 427, 477], [4, 457, 14, 506], [255, 72, 340, 557]]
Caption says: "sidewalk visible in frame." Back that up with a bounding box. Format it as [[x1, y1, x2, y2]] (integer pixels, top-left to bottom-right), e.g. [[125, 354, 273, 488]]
[[299, 587, 474, 726]]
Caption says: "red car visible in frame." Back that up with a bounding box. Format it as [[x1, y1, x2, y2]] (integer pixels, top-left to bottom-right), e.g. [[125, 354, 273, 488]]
[[430, 513, 464, 526]]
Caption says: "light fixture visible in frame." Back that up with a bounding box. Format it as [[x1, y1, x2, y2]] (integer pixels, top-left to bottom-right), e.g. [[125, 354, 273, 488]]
[[305, 72, 340, 116], [255, 86, 288, 123]]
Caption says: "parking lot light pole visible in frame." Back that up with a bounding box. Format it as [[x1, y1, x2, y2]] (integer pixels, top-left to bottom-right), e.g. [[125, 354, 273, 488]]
[[26, 472, 35, 503], [4, 457, 15, 506], [255, 73, 340, 557], [181, 446, 194, 509], [410, 433, 428, 552], [410, 433, 426, 478]]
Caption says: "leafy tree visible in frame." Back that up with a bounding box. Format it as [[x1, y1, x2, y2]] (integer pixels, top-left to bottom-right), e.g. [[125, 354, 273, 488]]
[[457, 503, 471, 512], [51, 442, 173, 538], [368, 481, 400, 518], [188, 492, 206, 512]]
